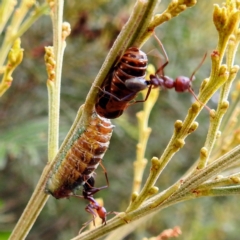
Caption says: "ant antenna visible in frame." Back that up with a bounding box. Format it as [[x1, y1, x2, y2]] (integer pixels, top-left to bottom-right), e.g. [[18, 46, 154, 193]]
[[189, 53, 207, 82], [187, 53, 210, 112], [153, 31, 169, 76]]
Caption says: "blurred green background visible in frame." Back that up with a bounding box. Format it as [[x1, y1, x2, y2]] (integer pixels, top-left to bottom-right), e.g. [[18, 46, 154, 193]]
[[1, 0, 240, 239]]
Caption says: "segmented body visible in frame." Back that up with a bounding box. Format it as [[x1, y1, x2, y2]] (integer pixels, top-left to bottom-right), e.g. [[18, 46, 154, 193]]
[[45, 112, 113, 199], [95, 47, 148, 119]]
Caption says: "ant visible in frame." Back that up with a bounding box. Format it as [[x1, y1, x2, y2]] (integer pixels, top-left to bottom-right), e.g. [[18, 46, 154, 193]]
[[125, 33, 207, 107], [73, 176, 108, 233], [95, 32, 208, 119], [147, 33, 207, 104]]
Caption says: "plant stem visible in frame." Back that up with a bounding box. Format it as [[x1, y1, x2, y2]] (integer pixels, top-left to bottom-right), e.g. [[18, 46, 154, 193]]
[[0, 3, 48, 68], [131, 88, 159, 194], [9, 1, 66, 239], [0, 38, 23, 97], [160, 145, 240, 207], [0, 0, 16, 34], [136, 0, 197, 46], [47, 0, 66, 161], [9, 166, 50, 240]]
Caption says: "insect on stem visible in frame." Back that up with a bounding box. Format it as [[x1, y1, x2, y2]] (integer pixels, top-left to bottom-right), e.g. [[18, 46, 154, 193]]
[[95, 32, 209, 119], [44, 112, 113, 228]]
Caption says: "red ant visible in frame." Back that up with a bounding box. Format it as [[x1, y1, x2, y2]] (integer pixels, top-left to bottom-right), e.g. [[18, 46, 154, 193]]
[[95, 33, 207, 119], [146, 34, 207, 104], [73, 176, 108, 233]]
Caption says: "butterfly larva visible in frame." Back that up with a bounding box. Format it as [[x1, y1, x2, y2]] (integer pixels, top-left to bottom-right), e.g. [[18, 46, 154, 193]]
[[45, 112, 113, 199]]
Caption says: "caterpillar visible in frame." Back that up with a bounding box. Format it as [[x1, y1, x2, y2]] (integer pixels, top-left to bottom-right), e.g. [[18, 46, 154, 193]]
[[45, 112, 113, 199]]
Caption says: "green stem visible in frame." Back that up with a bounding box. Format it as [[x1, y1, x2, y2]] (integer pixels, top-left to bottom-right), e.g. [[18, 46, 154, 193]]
[[0, 38, 23, 96], [136, 0, 197, 46], [9, 166, 50, 240], [127, 157, 161, 211], [200, 185, 240, 196], [121, 145, 240, 223], [0, 3, 48, 67], [0, 0, 16, 34], [9, 1, 63, 239], [163, 184, 240, 205], [131, 88, 159, 194], [129, 0, 161, 47], [220, 84, 240, 132], [197, 29, 240, 168], [47, 0, 65, 161], [195, 173, 240, 189], [161, 145, 240, 206], [10, 0, 34, 34]]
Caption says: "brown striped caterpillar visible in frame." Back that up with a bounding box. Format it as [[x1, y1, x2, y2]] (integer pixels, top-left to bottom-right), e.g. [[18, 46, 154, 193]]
[[45, 111, 113, 199]]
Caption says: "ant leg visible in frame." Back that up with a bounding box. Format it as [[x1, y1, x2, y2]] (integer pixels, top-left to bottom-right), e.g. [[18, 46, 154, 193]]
[[85, 203, 97, 225], [188, 87, 211, 112], [79, 210, 124, 234], [153, 31, 169, 76], [85, 180, 108, 197], [82, 160, 109, 197], [78, 204, 97, 234], [134, 84, 153, 103], [94, 84, 137, 102], [78, 196, 107, 233], [99, 160, 109, 187], [83, 184, 108, 197], [78, 219, 94, 234]]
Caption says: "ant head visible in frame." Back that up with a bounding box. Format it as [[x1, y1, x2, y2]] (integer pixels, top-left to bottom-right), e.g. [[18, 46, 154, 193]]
[[174, 53, 207, 93], [174, 76, 193, 92]]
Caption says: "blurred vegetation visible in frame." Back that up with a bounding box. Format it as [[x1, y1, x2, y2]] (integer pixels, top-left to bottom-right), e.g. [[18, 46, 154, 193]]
[[1, 0, 240, 240]]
